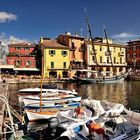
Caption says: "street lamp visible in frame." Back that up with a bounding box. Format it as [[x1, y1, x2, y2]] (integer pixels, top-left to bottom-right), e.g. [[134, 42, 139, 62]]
[[132, 59, 136, 71]]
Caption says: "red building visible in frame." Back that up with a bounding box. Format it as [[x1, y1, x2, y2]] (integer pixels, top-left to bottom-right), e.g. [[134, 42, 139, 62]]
[[7, 43, 40, 75], [127, 39, 140, 70]]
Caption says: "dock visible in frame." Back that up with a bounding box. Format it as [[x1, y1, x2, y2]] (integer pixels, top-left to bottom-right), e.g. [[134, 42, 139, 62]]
[[0, 83, 23, 139]]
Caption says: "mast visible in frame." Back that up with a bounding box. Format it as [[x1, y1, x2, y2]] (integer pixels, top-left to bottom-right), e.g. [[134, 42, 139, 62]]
[[40, 49, 43, 112], [103, 26, 113, 67], [84, 8, 98, 68]]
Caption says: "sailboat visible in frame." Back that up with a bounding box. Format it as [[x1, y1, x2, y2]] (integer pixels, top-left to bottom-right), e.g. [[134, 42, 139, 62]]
[[25, 57, 81, 122], [73, 9, 129, 84]]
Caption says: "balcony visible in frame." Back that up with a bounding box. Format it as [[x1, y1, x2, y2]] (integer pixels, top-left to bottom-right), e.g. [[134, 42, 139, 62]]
[[71, 63, 84, 69]]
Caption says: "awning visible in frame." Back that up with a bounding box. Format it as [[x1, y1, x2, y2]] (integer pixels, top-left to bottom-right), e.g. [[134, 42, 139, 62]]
[[14, 68, 39, 71], [0, 65, 14, 69]]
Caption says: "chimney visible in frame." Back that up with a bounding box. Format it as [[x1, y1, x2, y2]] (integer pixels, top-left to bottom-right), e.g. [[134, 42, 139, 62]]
[[65, 32, 71, 36], [75, 33, 78, 37]]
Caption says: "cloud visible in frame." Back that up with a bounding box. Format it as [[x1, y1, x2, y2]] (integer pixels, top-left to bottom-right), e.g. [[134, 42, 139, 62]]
[[111, 32, 138, 39], [0, 33, 29, 52], [0, 11, 17, 23], [111, 32, 139, 44]]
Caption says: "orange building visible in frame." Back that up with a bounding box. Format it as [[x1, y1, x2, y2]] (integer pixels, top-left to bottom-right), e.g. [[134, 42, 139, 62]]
[[57, 32, 85, 72]]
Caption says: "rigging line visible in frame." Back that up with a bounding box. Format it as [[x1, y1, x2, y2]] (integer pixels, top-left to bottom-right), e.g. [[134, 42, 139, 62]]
[[84, 8, 98, 68], [103, 25, 113, 67]]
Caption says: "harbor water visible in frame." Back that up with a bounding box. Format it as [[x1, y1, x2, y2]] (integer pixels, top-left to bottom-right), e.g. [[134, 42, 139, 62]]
[[8, 81, 140, 111]]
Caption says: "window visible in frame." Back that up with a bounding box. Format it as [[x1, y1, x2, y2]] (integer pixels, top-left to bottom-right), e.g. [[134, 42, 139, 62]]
[[16, 60, 21, 66], [114, 57, 116, 64], [63, 62, 66, 68], [51, 62, 54, 68], [107, 57, 109, 63], [26, 60, 31, 66], [15, 47, 21, 50], [24, 47, 30, 50], [120, 58, 122, 64], [100, 46, 102, 51], [49, 50, 55, 56], [92, 56, 95, 62], [61, 51, 67, 56], [100, 56, 102, 63]]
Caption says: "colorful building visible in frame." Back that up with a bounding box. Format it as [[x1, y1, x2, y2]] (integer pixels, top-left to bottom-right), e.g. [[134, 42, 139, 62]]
[[39, 38, 69, 79], [57, 33, 85, 70], [127, 39, 140, 70], [7, 43, 40, 75], [85, 37, 127, 76]]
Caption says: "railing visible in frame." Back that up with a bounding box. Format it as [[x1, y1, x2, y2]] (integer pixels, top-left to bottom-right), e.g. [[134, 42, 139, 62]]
[[71, 65, 84, 69]]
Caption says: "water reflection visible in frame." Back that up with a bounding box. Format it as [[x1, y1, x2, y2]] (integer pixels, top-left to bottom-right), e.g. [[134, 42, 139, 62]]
[[8, 81, 140, 111]]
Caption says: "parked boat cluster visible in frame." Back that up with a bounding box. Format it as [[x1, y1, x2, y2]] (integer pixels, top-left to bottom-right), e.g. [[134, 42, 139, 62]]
[[15, 84, 140, 140]]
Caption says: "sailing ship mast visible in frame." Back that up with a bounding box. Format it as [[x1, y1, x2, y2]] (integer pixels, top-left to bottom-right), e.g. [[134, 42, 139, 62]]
[[103, 26, 113, 67], [84, 8, 98, 69]]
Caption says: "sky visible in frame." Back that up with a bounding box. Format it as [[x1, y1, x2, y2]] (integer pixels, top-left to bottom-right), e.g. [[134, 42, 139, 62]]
[[0, 0, 140, 46]]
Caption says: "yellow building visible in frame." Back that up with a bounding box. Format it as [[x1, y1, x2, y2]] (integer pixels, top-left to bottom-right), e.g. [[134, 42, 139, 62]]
[[85, 37, 127, 76], [39, 38, 70, 79]]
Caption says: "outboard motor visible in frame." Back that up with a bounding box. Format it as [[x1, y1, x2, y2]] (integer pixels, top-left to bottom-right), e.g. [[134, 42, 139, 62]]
[[43, 117, 66, 140]]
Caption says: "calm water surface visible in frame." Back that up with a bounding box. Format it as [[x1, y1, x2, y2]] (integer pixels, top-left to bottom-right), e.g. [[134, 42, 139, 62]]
[[8, 81, 140, 111]]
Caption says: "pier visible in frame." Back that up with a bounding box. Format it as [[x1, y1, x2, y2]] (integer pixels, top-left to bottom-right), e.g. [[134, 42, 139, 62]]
[[0, 83, 23, 139]]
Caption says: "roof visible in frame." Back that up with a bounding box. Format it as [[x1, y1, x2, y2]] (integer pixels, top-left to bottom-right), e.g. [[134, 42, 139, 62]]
[[8, 42, 36, 47], [58, 34, 85, 40], [41, 39, 69, 49]]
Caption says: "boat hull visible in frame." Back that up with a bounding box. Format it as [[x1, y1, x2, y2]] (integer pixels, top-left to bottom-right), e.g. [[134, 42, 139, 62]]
[[25, 109, 58, 121]]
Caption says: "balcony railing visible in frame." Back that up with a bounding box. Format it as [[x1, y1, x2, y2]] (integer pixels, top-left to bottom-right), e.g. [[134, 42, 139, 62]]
[[71, 64, 84, 69]]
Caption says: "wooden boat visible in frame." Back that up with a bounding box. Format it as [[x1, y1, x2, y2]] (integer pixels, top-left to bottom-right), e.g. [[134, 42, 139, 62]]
[[73, 69, 129, 84], [58, 107, 94, 122], [24, 101, 80, 110], [23, 94, 81, 106], [25, 109, 58, 121], [18, 88, 78, 104], [19, 83, 57, 94]]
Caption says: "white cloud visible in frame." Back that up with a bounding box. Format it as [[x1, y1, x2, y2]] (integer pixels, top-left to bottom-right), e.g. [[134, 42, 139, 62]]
[[111, 32, 139, 44], [111, 32, 138, 39], [0, 11, 17, 23], [0, 33, 29, 52]]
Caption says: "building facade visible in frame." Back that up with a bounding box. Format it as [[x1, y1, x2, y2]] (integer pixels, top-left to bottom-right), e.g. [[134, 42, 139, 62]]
[[85, 37, 127, 76], [57, 33, 85, 66], [39, 38, 70, 79], [7, 43, 39, 75], [127, 39, 140, 70]]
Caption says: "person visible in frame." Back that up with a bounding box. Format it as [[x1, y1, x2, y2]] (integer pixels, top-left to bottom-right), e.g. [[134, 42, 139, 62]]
[[86, 120, 105, 140]]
